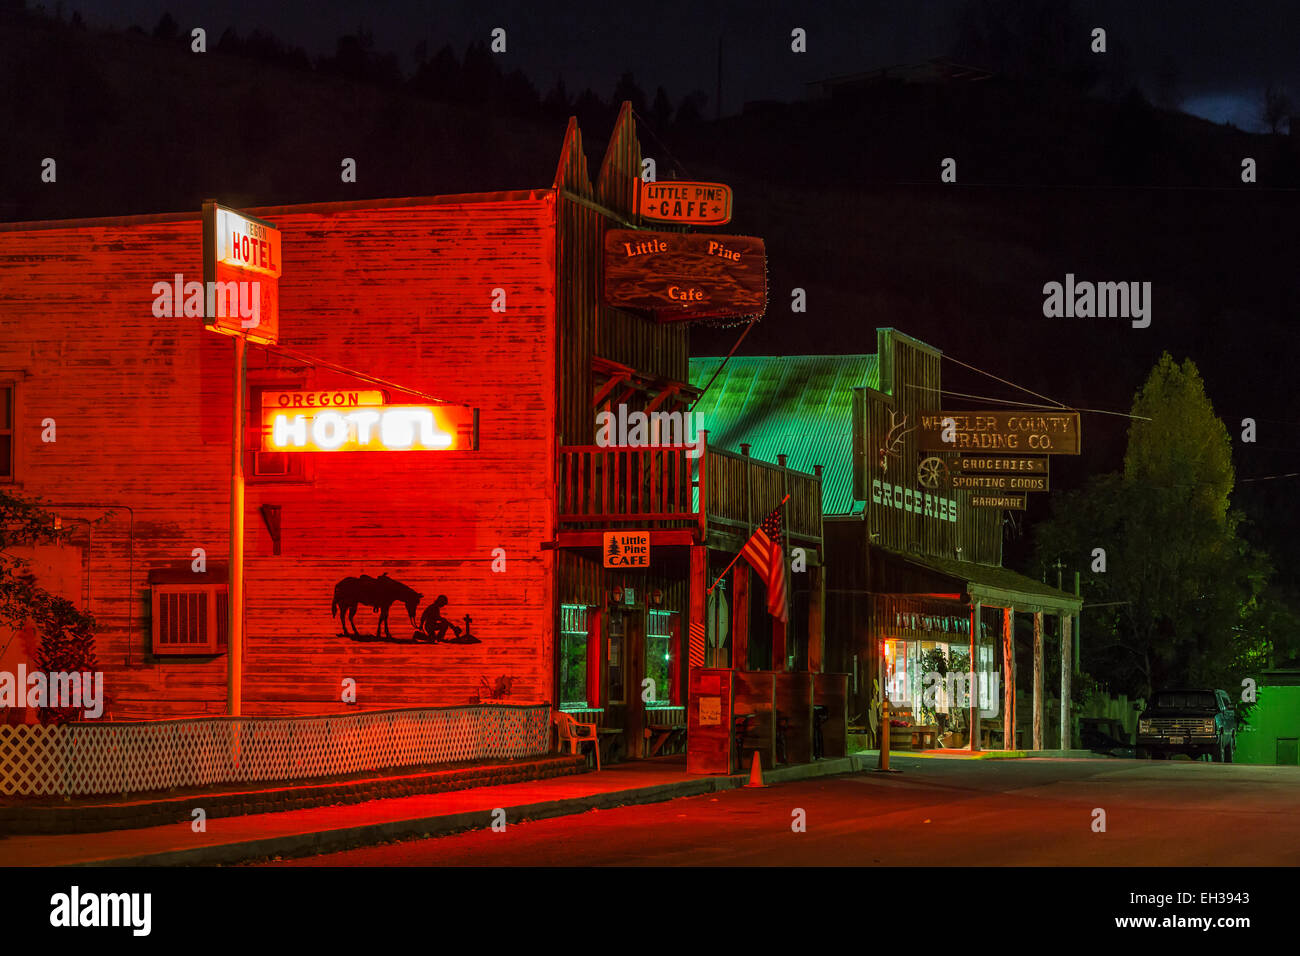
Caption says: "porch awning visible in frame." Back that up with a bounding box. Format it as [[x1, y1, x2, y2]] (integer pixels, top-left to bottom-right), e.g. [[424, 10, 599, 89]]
[[880, 548, 1083, 615]]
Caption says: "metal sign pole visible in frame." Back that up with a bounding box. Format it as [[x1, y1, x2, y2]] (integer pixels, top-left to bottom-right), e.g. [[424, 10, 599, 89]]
[[228, 334, 246, 716]]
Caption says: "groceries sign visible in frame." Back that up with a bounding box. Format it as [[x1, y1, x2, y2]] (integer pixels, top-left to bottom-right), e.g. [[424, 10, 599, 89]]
[[603, 229, 766, 322], [918, 411, 1081, 455], [638, 181, 733, 225], [201, 202, 281, 345]]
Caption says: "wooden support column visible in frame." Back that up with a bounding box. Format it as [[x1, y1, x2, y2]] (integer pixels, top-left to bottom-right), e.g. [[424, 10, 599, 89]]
[[1060, 612, 1072, 750], [732, 563, 750, 671], [1032, 611, 1044, 751], [808, 564, 825, 673], [968, 600, 981, 751], [689, 545, 706, 668], [1002, 605, 1015, 750]]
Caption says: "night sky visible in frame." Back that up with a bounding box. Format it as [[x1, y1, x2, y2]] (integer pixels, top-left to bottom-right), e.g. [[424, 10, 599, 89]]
[[67, 0, 1300, 129], [6, 0, 1299, 574]]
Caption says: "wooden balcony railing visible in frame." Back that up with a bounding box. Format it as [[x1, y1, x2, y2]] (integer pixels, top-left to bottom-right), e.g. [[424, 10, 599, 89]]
[[705, 446, 824, 542], [558, 444, 698, 528], [559, 434, 825, 544]]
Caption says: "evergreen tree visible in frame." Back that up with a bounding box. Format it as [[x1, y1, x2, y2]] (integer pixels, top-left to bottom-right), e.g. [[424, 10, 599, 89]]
[[1031, 354, 1269, 697]]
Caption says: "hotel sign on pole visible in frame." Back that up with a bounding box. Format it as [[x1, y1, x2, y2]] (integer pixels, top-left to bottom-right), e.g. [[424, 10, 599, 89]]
[[603, 229, 766, 322], [201, 202, 281, 345], [918, 411, 1081, 455], [637, 181, 733, 225]]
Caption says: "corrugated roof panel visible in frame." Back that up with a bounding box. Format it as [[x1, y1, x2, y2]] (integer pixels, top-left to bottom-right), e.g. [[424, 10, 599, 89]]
[[689, 354, 879, 515]]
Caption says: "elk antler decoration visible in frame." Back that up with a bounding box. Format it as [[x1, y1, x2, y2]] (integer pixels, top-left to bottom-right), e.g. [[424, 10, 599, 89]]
[[878, 410, 916, 473]]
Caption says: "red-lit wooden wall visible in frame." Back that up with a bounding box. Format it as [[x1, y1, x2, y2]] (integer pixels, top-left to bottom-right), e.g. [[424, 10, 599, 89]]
[[0, 191, 558, 717]]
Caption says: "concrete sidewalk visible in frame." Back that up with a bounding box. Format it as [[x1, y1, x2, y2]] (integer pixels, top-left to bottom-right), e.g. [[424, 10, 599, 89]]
[[0, 754, 874, 867]]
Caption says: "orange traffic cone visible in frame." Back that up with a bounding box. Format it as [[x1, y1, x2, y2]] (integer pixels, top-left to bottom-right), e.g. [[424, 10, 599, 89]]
[[745, 749, 766, 788]]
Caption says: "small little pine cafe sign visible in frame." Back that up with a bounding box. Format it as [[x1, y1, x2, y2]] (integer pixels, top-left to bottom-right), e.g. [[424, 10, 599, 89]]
[[604, 531, 650, 568]]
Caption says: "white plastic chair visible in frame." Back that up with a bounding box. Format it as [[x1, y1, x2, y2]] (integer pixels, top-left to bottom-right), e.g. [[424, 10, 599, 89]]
[[555, 711, 601, 770]]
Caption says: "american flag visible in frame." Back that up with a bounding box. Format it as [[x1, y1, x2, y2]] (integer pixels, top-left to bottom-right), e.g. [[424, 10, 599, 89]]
[[740, 506, 786, 623]]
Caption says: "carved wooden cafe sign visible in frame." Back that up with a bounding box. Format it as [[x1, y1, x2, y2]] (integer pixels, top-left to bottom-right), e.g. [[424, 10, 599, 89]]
[[603, 229, 766, 321]]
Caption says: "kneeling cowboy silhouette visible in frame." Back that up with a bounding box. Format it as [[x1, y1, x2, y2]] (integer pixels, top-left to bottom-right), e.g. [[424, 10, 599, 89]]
[[418, 595, 462, 642]]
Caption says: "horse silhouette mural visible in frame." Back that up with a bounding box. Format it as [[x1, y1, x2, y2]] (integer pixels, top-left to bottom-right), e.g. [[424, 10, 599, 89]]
[[331, 573, 422, 641]]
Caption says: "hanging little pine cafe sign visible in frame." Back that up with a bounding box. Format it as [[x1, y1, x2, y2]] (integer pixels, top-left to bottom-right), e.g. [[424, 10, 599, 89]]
[[603, 229, 766, 321]]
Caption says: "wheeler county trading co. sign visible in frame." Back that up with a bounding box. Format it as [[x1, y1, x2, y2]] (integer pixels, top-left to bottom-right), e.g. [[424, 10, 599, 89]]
[[637, 181, 733, 225], [918, 411, 1081, 455], [603, 229, 766, 321]]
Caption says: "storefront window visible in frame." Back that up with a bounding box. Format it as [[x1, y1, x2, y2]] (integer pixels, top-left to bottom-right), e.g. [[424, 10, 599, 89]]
[[559, 604, 588, 708], [645, 610, 674, 705], [883, 639, 906, 708]]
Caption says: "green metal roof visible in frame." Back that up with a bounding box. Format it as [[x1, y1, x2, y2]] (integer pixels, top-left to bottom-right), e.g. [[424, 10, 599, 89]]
[[689, 354, 879, 515]]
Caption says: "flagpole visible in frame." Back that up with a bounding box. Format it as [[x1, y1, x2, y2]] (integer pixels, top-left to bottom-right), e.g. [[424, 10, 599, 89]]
[[707, 493, 790, 595]]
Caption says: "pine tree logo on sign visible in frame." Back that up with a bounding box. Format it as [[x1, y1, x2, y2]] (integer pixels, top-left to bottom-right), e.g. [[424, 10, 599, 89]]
[[604, 532, 650, 568]]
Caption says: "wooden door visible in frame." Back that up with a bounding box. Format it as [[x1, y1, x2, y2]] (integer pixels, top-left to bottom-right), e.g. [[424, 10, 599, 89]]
[[625, 609, 646, 757]]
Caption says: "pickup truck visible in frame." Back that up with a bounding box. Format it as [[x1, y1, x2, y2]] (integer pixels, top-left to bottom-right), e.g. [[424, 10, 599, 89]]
[[1137, 689, 1236, 762]]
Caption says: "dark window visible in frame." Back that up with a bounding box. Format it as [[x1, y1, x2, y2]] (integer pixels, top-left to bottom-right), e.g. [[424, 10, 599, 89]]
[[0, 383, 13, 479], [250, 385, 308, 481], [1152, 691, 1216, 710]]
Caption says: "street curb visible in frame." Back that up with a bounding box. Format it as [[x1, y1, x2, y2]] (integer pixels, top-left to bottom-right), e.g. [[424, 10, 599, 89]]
[[70, 755, 873, 866], [0, 755, 587, 835]]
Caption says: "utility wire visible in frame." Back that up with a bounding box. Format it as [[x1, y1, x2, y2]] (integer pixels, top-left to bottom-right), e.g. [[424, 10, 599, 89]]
[[903, 384, 1153, 421], [941, 352, 1068, 409], [690, 318, 758, 411], [256, 343, 469, 407], [631, 109, 691, 181]]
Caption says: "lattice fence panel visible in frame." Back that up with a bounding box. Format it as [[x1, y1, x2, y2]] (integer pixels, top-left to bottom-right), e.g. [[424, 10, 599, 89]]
[[0, 704, 551, 797]]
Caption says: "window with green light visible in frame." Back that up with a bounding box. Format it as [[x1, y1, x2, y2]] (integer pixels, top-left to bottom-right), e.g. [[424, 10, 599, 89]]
[[560, 604, 589, 709], [645, 609, 674, 705]]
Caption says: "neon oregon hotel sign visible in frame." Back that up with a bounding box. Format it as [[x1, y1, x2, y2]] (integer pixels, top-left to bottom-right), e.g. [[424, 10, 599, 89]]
[[263, 404, 478, 452]]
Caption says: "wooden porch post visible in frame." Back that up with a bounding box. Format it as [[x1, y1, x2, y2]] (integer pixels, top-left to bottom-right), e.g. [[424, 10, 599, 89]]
[[1060, 612, 1072, 750], [689, 545, 706, 668], [1003, 605, 1015, 750], [772, 453, 789, 671], [732, 563, 750, 671], [1032, 611, 1044, 750], [808, 565, 824, 674], [968, 599, 981, 751]]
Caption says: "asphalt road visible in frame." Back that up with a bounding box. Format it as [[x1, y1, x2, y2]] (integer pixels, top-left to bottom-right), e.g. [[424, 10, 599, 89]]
[[264, 756, 1300, 866]]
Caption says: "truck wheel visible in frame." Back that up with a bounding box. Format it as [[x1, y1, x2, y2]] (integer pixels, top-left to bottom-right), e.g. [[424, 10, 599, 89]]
[[1214, 740, 1225, 762], [1224, 742, 1234, 764], [1136, 747, 1149, 759]]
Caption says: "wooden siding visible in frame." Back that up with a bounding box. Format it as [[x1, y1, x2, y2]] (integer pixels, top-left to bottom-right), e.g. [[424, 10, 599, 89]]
[[0, 196, 557, 718], [853, 330, 1002, 565], [593, 103, 689, 385], [553, 101, 690, 451]]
